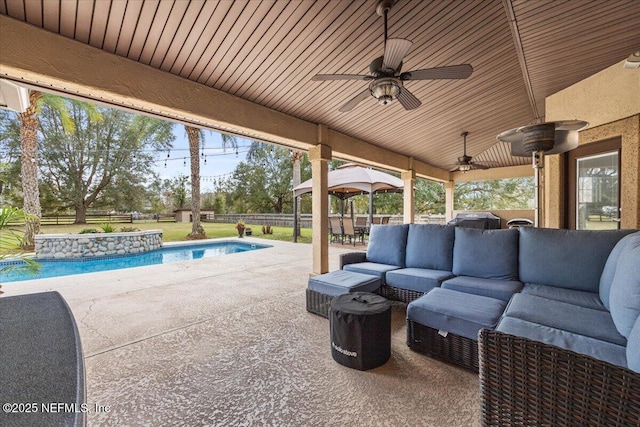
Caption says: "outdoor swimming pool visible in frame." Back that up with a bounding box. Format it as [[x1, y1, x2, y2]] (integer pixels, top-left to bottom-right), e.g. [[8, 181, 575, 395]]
[[0, 241, 271, 283]]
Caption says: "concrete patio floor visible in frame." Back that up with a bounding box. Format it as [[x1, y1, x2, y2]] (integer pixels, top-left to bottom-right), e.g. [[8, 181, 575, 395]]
[[2, 238, 480, 426], [3, 238, 352, 359]]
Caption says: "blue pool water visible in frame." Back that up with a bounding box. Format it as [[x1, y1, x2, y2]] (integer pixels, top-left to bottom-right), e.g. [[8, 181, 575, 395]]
[[0, 241, 271, 283]]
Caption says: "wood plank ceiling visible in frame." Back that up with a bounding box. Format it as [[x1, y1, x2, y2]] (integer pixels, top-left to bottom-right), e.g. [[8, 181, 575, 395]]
[[1, 0, 639, 171]]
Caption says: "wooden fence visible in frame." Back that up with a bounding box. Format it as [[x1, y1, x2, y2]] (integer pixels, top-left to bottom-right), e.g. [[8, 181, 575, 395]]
[[38, 214, 133, 225]]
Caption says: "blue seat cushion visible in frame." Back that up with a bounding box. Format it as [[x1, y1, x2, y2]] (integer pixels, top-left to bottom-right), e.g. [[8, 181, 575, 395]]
[[452, 227, 519, 280], [609, 235, 640, 338], [627, 316, 640, 373], [407, 288, 507, 341], [519, 227, 634, 292], [503, 293, 626, 346], [307, 270, 381, 297], [441, 276, 523, 302], [521, 283, 606, 311], [600, 232, 640, 310], [343, 262, 400, 284], [366, 224, 409, 267], [385, 268, 453, 294], [405, 224, 455, 271], [497, 317, 627, 368]]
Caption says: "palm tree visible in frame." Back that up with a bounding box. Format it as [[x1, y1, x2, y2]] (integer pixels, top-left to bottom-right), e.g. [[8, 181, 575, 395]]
[[17, 92, 102, 247], [18, 91, 79, 248], [185, 127, 238, 238]]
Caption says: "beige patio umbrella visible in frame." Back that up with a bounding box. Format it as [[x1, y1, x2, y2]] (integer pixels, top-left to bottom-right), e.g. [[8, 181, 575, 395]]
[[293, 163, 404, 227]]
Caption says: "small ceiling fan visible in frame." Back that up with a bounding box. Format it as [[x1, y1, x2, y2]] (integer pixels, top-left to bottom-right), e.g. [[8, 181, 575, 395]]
[[311, 0, 473, 112], [449, 132, 495, 173]]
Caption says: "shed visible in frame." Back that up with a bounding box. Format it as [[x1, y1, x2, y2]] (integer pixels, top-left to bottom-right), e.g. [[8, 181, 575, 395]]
[[173, 209, 214, 223]]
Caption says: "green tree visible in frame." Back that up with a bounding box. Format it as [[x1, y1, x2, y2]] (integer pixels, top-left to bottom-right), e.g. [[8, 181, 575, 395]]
[[2, 102, 173, 223], [454, 178, 534, 210], [13, 92, 100, 245], [227, 142, 310, 213], [415, 179, 446, 214], [168, 175, 190, 210]]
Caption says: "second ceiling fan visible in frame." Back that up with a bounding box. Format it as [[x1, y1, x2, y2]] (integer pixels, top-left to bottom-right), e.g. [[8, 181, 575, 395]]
[[311, 0, 473, 112], [449, 132, 496, 172]]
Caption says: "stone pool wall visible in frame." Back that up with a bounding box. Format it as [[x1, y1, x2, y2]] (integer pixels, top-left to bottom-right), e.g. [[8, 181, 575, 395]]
[[35, 230, 163, 259]]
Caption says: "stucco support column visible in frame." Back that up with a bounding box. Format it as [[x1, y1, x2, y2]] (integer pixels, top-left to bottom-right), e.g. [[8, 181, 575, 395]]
[[310, 126, 331, 275], [445, 181, 455, 222], [402, 170, 416, 224]]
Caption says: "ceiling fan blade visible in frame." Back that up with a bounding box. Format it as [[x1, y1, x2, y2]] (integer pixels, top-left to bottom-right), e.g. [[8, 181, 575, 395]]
[[400, 64, 473, 80], [471, 163, 491, 170], [473, 160, 500, 167], [338, 89, 371, 112], [312, 74, 371, 81], [397, 87, 421, 110], [382, 38, 413, 71]]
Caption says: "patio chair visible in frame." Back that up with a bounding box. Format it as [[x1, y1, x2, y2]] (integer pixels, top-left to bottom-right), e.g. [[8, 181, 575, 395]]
[[371, 217, 382, 224], [329, 217, 343, 243], [354, 216, 369, 241], [381, 216, 390, 224], [342, 217, 361, 246]]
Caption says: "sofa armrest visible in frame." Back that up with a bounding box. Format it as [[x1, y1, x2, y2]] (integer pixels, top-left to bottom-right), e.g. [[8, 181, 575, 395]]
[[340, 251, 367, 269], [478, 329, 640, 427]]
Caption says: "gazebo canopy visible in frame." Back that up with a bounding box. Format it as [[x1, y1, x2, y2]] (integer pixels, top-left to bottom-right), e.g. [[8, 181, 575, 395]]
[[293, 164, 404, 199]]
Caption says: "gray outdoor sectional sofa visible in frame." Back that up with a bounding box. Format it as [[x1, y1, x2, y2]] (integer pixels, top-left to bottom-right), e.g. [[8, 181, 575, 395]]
[[337, 223, 640, 426]]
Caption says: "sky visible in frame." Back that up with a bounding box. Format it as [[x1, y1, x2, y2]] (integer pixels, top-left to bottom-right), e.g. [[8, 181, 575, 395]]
[[153, 124, 249, 192]]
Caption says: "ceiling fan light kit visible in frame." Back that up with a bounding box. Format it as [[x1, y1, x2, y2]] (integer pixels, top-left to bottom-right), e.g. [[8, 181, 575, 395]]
[[370, 77, 402, 105], [311, 0, 472, 112]]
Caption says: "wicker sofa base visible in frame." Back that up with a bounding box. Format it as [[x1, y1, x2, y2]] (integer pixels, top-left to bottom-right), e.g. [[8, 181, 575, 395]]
[[306, 289, 333, 318], [379, 285, 424, 303], [479, 329, 640, 427], [407, 319, 479, 372]]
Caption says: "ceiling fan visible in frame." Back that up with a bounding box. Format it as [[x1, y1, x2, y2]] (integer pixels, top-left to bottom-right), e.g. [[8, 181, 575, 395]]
[[311, 0, 473, 112], [449, 132, 495, 173]]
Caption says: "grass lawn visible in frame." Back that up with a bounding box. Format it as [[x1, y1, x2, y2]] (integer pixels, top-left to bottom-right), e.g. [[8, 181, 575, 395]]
[[38, 221, 313, 244]]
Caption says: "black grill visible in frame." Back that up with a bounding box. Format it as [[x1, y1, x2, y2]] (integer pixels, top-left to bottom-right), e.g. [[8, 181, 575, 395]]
[[448, 212, 501, 229]]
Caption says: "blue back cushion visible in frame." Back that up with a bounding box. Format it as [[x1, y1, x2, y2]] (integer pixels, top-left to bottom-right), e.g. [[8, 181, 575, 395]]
[[627, 316, 640, 373], [600, 232, 640, 310], [519, 227, 634, 292], [609, 235, 640, 338], [366, 224, 409, 267], [452, 227, 519, 280], [405, 224, 455, 271]]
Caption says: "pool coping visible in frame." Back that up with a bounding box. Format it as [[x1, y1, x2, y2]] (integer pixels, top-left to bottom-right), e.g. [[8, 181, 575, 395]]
[[0, 238, 273, 265]]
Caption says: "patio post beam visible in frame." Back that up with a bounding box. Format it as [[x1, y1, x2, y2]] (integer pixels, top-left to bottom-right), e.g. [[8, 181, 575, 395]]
[[309, 130, 331, 275], [402, 170, 416, 224], [445, 181, 455, 222]]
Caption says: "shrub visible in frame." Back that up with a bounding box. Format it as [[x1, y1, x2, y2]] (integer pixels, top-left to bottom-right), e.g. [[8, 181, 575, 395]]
[[120, 226, 140, 232], [79, 228, 98, 234], [262, 225, 273, 234], [100, 223, 115, 233]]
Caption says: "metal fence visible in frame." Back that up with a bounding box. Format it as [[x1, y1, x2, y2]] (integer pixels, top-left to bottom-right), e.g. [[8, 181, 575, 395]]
[[209, 213, 445, 228]]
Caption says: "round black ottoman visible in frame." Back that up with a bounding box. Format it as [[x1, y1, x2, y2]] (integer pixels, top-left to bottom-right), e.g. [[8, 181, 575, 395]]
[[329, 292, 392, 370]]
